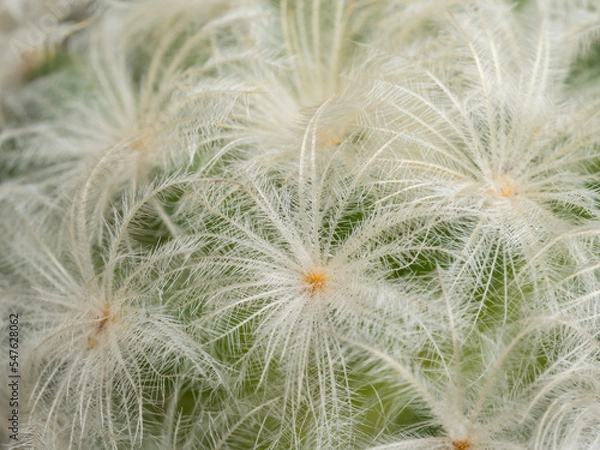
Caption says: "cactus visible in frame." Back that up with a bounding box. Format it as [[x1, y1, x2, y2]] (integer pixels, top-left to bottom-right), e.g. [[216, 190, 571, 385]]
[[1, 1, 600, 449]]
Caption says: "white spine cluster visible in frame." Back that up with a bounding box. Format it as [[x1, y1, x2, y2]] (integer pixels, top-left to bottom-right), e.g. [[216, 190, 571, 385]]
[[1, 0, 600, 449]]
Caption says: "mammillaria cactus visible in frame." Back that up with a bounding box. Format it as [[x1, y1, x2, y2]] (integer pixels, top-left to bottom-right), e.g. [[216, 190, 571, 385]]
[[1, 0, 600, 449]]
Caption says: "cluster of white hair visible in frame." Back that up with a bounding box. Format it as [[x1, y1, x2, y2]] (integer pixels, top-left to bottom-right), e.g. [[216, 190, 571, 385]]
[[1, 0, 600, 449]]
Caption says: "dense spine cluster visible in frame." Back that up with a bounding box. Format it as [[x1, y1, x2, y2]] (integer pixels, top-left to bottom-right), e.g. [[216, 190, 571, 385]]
[[1, 0, 600, 449]]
